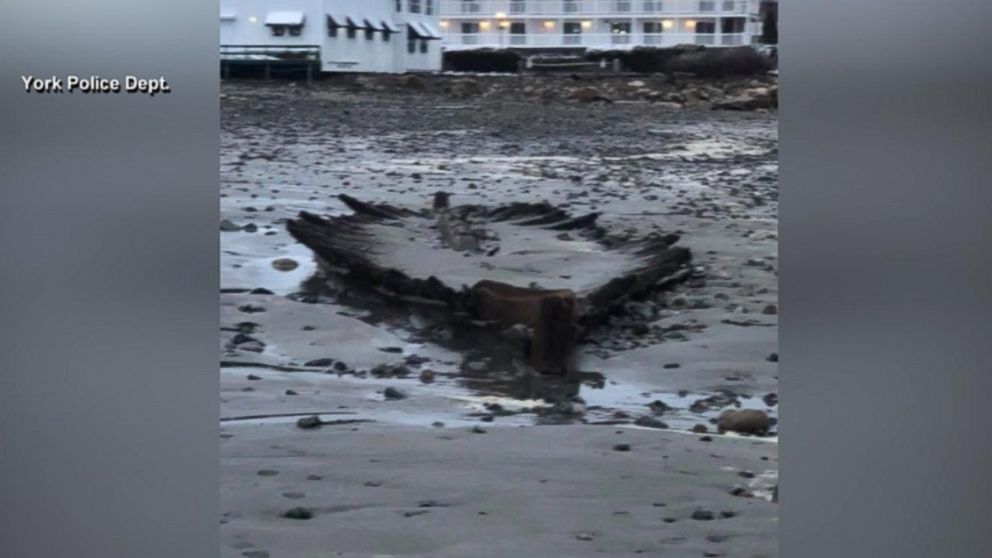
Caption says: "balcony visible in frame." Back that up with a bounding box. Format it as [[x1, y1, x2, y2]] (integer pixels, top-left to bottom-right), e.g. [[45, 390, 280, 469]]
[[442, 31, 748, 48], [441, 0, 758, 17]]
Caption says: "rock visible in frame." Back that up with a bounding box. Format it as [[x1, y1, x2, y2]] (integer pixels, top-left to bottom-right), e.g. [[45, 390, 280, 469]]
[[762, 303, 778, 315], [220, 219, 242, 232], [647, 400, 671, 414], [717, 409, 771, 435], [419, 369, 436, 383], [449, 78, 484, 98], [669, 294, 689, 309], [398, 74, 426, 89], [712, 87, 773, 111], [237, 304, 265, 314], [766, 352, 779, 362], [304, 358, 334, 367], [568, 86, 613, 103], [271, 258, 299, 271], [383, 387, 407, 400], [371, 364, 412, 378], [282, 507, 313, 520], [692, 424, 709, 434], [762, 393, 778, 407], [633, 416, 668, 429], [627, 80, 646, 88], [612, 443, 632, 452], [296, 415, 322, 429], [691, 509, 715, 521], [237, 341, 265, 353], [284, 389, 298, 396]]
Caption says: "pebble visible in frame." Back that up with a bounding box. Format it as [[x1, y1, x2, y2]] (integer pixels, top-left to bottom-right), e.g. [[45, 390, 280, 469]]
[[282, 507, 313, 520]]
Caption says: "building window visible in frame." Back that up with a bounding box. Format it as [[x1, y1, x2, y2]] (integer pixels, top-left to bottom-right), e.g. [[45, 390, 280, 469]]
[[396, 0, 402, 12], [563, 0, 579, 14], [509, 21, 526, 45], [347, 25, 357, 39], [563, 22, 582, 45], [383, 29, 392, 42], [288, 25, 302, 37], [271, 25, 286, 37], [327, 18, 339, 37], [643, 21, 664, 44], [610, 22, 631, 34], [409, 0, 421, 14], [420, 39, 428, 53], [426, 0, 434, 15], [696, 21, 716, 33], [408, 28, 416, 53], [613, 0, 632, 12], [722, 17, 745, 33], [610, 22, 631, 44], [365, 27, 375, 40], [462, 0, 481, 14], [510, 1, 526, 15]]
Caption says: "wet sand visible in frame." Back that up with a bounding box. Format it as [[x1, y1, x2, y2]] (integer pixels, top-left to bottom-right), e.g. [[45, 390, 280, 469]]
[[220, 76, 778, 557]]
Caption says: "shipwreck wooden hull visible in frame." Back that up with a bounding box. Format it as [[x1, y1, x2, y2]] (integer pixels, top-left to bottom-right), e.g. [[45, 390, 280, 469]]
[[287, 193, 692, 374]]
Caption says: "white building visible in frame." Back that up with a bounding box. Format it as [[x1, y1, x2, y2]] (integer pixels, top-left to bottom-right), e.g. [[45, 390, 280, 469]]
[[438, 0, 768, 51], [220, 0, 443, 74]]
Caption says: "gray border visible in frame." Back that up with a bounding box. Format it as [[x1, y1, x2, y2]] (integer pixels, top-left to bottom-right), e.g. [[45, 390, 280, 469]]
[[0, 1, 218, 557], [781, 1, 992, 556]]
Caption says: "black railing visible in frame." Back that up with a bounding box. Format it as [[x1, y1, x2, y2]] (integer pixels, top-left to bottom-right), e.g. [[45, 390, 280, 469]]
[[220, 45, 320, 62]]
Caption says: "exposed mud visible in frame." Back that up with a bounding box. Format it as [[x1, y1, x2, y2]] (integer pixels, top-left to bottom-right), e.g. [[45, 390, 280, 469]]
[[220, 75, 778, 558]]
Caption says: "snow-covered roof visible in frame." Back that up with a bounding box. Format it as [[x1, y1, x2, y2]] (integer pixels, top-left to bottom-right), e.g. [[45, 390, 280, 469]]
[[382, 20, 400, 33], [409, 22, 440, 39], [220, 11, 236, 21], [265, 11, 305, 26], [420, 21, 442, 39]]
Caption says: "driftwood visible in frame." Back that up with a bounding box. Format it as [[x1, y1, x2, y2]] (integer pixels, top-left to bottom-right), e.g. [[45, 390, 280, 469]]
[[287, 193, 691, 374]]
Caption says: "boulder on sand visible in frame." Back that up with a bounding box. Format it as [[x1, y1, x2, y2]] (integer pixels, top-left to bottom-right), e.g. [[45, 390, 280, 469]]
[[717, 409, 772, 435], [712, 87, 774, 111], [568, 86, 614, 104], [398, 74, 427, 89], [448, 78, 484, 98]]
